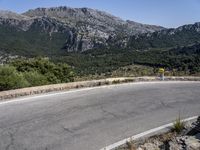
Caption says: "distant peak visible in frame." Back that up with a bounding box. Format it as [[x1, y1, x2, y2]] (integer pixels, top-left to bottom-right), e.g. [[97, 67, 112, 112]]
[[0, 10, 29, 20], [81, 7, 88, 14], [26, 6, 91, 12]]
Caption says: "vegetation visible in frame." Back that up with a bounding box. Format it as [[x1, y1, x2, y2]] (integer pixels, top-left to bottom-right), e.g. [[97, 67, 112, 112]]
[[1, 39, 200, 91], [128, 28, 200, 50], [172, 116, 185, 133], [0, 25, 67, 56], [111, 65, 155, 77], [126, 141, 136, 150], [54, 43, 200, 77], [0, 58, 75, 91], [0, 65, 29, 91]]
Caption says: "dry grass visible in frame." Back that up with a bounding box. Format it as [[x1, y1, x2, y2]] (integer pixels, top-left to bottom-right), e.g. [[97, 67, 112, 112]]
[[172, 116, 185, 133], [126, 141, 136, 150]]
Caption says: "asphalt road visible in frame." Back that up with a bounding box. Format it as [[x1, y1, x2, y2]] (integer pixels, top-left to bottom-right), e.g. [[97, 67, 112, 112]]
[[0, 81, 199, 150]]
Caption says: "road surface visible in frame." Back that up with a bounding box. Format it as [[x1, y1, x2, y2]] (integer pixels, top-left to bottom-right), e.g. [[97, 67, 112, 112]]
[[0, 81, 199, 150]]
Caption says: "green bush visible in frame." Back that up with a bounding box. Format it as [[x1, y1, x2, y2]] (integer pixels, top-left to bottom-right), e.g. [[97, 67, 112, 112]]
[[11, 57, 75, 83], [0, 65, 29, 91], [44, 72, 61, 84], [55, 63, 75, 82], [23, 71, 49, 86], [0, 58, 75, 91]]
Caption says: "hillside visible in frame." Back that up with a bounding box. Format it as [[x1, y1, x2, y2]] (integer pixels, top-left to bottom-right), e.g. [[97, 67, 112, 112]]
[[0, 6, 200, 57], [51, 43, 200, 76], [0, 6, 163, 56], [0, 6, 200, 77], [128, 22, 200, 49]]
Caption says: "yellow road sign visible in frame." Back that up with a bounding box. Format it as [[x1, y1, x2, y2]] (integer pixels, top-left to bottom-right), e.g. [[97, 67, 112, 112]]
[[158, 68, 165, 73]]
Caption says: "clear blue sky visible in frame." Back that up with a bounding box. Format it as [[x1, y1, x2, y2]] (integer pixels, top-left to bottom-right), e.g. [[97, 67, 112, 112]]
[[0, 0, 200, 28]]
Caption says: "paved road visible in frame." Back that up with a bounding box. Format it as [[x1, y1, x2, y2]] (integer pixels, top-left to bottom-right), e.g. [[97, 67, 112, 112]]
[[0, 81, 199, 150]]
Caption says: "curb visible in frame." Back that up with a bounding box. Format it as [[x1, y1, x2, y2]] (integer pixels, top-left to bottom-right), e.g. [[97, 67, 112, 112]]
[[100, 116, 198, 150]]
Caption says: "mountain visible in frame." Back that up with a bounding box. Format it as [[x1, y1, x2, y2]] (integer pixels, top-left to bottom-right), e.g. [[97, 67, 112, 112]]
[[0, 6, 200, 58], [23, 7, 163, 35], [0, 6, 164, 55], [128, 22, 200, 49], [0, 7, 200, 76]]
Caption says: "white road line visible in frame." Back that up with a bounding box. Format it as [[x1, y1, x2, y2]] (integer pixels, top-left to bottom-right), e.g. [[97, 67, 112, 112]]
[[100, 116, 198, 150], [0, 81, 199, 106]]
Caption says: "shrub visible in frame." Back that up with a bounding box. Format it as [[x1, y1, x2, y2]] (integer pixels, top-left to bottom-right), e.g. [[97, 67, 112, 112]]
[[0, 65, 29, 91], [10, 57, 75, 83], [44, 72, 61, 84], [53, 63, 75, 82], [23, 71, 49, 86], [0, 57, 75, 91]]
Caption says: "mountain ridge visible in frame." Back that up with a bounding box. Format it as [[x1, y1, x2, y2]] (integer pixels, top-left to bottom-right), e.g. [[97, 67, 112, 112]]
[[0, 6, 200, 54]]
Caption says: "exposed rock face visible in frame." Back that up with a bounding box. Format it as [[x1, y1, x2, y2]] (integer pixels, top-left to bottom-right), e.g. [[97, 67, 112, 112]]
[[23, 7, 163, 34], [0, 6, 200, 53], [0, 10, 29, 20], [0, 6, 164, 52]]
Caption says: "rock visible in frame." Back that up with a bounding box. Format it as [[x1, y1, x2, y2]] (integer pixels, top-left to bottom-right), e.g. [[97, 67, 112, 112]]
[[168, 136, 200, 150], [138, 140, 162, 150], [184, 136, 200, 150], [169, 137, 184, 150], [195, 133, 200, 140]]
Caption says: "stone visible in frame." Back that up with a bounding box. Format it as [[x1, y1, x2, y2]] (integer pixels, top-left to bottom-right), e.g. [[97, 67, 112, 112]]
[[184, 136, 200, 150]]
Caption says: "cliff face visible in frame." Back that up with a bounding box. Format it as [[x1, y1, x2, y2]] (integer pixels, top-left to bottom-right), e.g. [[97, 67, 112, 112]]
[[0, 6, 200, 55], [0, 7, 164, 53], [23, 7, 163, 34]]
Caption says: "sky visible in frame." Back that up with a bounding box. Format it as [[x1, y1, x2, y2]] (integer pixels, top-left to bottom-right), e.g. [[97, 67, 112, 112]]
[[0, 0, 200, 28]]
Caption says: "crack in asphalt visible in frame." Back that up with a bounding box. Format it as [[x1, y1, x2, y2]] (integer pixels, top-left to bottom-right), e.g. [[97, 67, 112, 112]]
[[100, 105, 118, 119], [62, 126, 74, 134]]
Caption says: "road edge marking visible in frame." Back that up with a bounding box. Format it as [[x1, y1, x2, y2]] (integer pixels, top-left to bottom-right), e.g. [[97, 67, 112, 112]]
[[100, 116, 198, 150]]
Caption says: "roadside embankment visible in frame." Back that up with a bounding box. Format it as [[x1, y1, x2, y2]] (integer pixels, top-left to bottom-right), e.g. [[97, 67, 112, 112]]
[[0, 76, 200, 100]]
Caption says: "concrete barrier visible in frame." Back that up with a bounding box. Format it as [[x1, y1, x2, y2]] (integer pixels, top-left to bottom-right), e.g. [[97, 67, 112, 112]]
[[0, 76, 200, 100]]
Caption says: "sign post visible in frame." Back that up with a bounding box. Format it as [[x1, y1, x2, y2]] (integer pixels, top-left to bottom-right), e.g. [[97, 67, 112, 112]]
[[158, 68, 165, 80]]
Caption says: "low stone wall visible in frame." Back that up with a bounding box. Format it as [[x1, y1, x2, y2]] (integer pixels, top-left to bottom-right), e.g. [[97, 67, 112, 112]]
[[0, 76, 199, 100], [164, 76, 200, 81]]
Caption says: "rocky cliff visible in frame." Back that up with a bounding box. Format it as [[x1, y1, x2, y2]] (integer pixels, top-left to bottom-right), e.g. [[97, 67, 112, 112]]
[[0, 7, 164, 53], [0, 6, 200, 55]]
